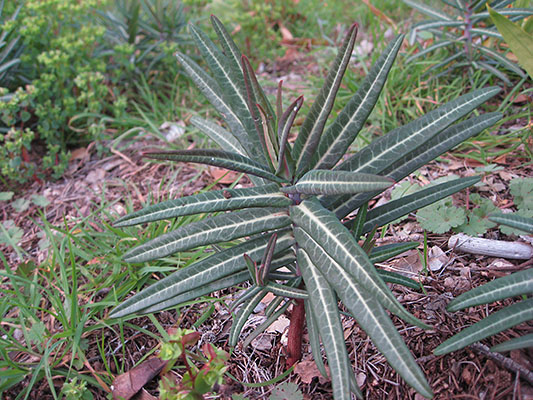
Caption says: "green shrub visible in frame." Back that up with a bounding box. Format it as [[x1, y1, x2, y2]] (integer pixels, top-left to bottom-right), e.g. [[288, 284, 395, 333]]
[[404, 0, 532, 83], [0, 0, 110, 182], [111, 17, 503, 399]]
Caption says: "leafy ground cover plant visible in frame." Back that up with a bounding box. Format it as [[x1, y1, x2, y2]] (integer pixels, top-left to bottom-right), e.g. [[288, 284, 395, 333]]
[[111, 16, 504, 399], [404, 0, 532, 83], [397, 176, 533, 236], [434, 214, 533, 355]]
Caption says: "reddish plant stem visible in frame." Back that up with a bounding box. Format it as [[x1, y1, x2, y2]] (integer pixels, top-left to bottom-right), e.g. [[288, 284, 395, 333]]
[[286, 298, 305, 368]]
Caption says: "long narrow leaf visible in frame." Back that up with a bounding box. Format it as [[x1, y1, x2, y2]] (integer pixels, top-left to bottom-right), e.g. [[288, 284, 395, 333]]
[[336, 87, 501, 176], [243, 300, 293, 348], [489, 5, 533, 79], [369, 242, 420, 264], [229, 287, 268, 346], [276, 96, 303, 175], [144, 150, 287, 183], [447, 268, 533, 312], [114, 184, 290, 227], [360, 177, 480, 233], [175, 53, 259, 157], [489, 213, 533, 234], [304, 300, 328, 380], [265, 282, 308, 299], [403, 0, 453, 21], [139, 271, 250, 314], [210, 15, 243, 72], [111, 231, 295, 317], [434, 298, 533, 355], [282, 170, 393, 195], [290, 199, 429, 329], [123, 208, 291, 263], [297, 249, 355, 400], [297, 238, 432, 398], [293, 23, 358, 177], [328, 112, 501, 217], [190, 116, 246, 155], [312, 34, 403, 171], [188, 25, 265, 163], [491, 334, 533, 353]]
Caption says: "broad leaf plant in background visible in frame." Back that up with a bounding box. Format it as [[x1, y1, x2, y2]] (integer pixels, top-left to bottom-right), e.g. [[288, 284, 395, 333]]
[[111, 16, 504, 399], [403, 0, 532, 84]]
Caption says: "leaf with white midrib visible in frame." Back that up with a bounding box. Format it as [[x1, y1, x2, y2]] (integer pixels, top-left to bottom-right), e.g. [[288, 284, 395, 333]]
[[189, 24, 265, 164], [111, 231, 295, 317], [282, 170, 393, 195], [293, 23, 358, 177], [140, 271, 251, 315], [304, 300, 328, 381], [229, 287, 268, 346], [114, 184, 290, 227], [190, 116, 246, 155], [434, 298, 533, 356], [336, 87, 501, 175], [369, 242, 419, 264], [175, 53, 260, 158], [145, 150, 287, 183], [491, 334, 533, 353], [489, 213, 533, 234], [123, 208, 291, 263], [297, 249, 354, 400], [210, 15, 243, 72], [328, 112, 501, 217], [447, 268, 533, 312], [297, 242, 432, 398], [403, 0, 453, 20], [290, 199, 429, 329], [265, 282, 308, 299], [360, 176, 480, 233], [312, 35, 403, 171]]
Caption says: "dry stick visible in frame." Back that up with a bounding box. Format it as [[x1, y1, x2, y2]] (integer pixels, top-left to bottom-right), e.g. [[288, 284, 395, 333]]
[[469, 343, 533, 385]]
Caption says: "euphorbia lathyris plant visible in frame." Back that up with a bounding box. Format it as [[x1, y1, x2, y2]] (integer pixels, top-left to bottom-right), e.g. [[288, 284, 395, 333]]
[[111, 16, 503, 399]]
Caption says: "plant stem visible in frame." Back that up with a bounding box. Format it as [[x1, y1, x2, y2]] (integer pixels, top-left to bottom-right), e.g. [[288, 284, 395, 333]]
[[286, 298, 305, 368]]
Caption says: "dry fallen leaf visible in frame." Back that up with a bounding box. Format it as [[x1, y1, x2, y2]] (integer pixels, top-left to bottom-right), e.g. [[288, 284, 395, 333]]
[[428, 246, 448, 271], [294, 360, 330, 384], [209, 167, 240, 184], [266, 314, 290, 334], [112, 358, 166, 400]]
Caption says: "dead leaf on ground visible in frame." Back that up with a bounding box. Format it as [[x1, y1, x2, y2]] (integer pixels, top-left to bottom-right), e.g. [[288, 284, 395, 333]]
[[209, 167, 241, 184], [294, 359, 330, 384], [266, 314, 290, 334], [428, 245, 448, 271], [112, 358, 167, 400]]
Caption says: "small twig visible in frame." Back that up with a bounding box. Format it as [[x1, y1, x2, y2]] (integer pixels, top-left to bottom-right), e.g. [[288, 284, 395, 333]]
[[469, 343, 533, 385]]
